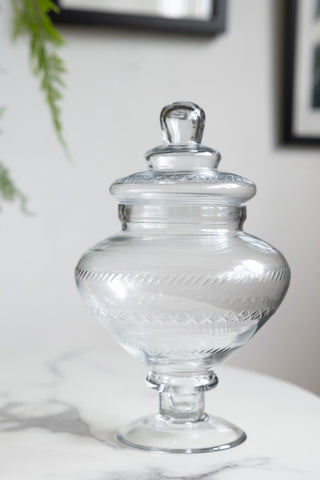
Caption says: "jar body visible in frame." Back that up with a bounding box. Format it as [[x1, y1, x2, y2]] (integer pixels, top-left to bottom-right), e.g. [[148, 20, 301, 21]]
[[75, 205, 290, 375]]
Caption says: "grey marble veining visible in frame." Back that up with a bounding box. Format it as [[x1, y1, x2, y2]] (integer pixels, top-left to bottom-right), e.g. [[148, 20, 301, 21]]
[[94, 458, 307, 480], [0, 400, 92, 437], [0, 347, 319, 479], [0, 393, 121, 450]]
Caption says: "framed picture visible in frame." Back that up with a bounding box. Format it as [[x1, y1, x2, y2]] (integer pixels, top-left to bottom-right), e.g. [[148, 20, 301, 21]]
[[284, 0, 320, 145], [50, 0, 226, 37]]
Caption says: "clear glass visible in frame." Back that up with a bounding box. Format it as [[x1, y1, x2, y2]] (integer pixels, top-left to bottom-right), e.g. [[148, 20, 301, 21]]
[[75, 102, 290, 453]]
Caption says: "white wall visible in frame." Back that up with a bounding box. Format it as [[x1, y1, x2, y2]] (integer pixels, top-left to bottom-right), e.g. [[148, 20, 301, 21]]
[[1, 0, 320, 394]]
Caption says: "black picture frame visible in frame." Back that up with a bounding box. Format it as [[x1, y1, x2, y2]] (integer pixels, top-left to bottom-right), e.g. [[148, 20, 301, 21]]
[[50, 1, 226, 37], [283, 0, 320, 145]]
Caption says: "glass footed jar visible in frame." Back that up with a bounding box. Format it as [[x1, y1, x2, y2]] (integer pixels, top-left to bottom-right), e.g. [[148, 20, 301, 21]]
[[75, 102, 290, 453]]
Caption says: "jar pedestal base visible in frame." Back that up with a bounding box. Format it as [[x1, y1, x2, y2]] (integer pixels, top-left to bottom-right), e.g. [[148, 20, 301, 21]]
[[116, 414, 246, 454]]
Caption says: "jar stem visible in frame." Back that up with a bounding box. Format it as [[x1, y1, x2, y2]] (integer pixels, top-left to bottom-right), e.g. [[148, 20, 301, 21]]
[[159, 388, 206, 422], [146, 370, 218, 423]]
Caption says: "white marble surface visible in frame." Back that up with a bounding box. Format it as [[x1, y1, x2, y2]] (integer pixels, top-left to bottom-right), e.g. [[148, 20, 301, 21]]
[[0, 345, 319, 479]]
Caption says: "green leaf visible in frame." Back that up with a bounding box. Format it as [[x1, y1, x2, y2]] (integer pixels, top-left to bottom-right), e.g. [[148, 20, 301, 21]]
[[0, 108, 28, 213], [0, 161, 28, 213], [11, 0, 68, 155]]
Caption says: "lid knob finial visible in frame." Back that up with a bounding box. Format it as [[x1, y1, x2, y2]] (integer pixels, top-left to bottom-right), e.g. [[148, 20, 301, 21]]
[[160, 102, 205, 146]]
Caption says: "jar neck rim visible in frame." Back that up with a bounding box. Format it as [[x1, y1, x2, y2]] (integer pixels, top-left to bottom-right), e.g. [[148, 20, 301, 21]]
[[119, 204, 246, 234]]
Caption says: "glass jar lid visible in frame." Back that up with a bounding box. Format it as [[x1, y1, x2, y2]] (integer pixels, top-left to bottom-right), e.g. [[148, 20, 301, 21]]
[[110, 102, 256, 205]]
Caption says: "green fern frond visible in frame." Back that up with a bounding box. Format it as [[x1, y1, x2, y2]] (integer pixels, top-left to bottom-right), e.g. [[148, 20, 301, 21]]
[[11, 0, 68, 153], [0, 108, 28, 212], [0, 161, 28, 213]]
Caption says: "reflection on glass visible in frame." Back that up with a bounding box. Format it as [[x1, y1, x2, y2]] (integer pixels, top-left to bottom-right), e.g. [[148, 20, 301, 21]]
[[60, 0, 213, 20], [312, 45, 320, 108]]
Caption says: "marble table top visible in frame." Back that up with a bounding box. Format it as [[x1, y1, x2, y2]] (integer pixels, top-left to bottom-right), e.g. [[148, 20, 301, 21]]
[[1, 345, 319, 479]]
